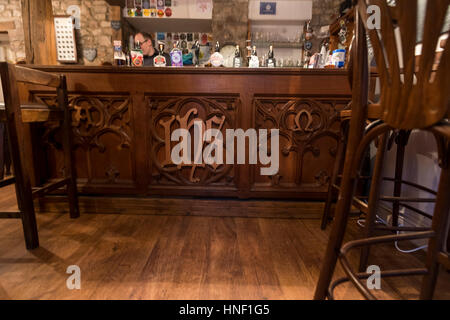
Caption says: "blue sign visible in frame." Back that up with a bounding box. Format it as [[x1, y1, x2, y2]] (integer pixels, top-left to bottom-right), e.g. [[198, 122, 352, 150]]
[[260, 2, 276, 15]]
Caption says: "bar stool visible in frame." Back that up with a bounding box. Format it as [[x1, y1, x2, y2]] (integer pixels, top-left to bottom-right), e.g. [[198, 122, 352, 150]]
[[0, 62, 79, 250], [314, 0, 450, 300]]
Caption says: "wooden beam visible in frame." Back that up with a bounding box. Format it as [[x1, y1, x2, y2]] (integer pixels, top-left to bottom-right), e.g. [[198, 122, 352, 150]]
[[21, 0, 57, 65], [111, 6, 122, 42], [104, 0, 124, 7]]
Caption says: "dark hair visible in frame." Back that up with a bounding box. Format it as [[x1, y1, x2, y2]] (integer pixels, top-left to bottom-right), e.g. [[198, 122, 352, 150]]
[[136, 32, 154, 47]]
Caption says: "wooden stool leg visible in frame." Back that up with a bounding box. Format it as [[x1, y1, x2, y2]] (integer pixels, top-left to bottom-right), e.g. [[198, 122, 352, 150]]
[[9, 128, 39, 249], [18, 183, 39, 250], [63, 122, 79, 219], [420, 144, 450, 300], [0, 123, 4, 180], [392, 131, 409, 227], [321, 127, 347, 229], [359, 132, 389, 272], [1, 62, 39, 249], [7, 115, 39, 249], [4, 127, 11, 176], [58, 78, 79, 219]]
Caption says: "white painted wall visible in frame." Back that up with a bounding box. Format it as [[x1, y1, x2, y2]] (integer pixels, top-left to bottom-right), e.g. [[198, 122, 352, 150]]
[[248, 0, 312, 21], [248, 1, 313, 64], [129, 0, 213, 19]]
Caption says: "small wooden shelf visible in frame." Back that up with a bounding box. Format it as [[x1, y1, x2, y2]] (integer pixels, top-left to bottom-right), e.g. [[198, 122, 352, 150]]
[[104, 0, 124, 6]]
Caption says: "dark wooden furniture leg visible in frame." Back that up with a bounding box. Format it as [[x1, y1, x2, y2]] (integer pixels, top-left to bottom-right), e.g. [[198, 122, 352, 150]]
[[57, 76, 79, 219], [0, 63, 39, 249], [420, 136, 450, 299], [4, 125, 11, 176], [358, 131, 389, 272], [0, 123, 4, 180], [314, 12, 369, 300], [321, 121, 348, 229], [392, 131, 410, 227]]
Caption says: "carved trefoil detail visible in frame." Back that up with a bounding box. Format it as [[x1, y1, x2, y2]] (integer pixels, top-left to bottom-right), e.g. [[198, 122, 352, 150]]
[[254, 97, 346, 189]]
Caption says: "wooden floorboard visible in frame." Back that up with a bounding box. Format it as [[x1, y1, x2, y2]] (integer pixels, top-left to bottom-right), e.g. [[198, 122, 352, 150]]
[[0, 184, 449, 300]]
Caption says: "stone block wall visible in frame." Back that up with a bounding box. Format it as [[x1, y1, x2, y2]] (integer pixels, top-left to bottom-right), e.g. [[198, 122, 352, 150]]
[[0, 0, 343, 65], [0, 0, 115, 65], [311, 0, 342, 50], [212, 0, 249, 57], [0, 0, 25, 62], [52, 0, 115, 65]]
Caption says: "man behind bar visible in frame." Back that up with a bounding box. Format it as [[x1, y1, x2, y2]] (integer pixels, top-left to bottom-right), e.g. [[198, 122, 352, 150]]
[[134, 32, 172, 67]]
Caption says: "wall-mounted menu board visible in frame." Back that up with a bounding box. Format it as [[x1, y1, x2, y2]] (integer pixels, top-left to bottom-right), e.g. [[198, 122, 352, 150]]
[[54, 16, 77, 63]]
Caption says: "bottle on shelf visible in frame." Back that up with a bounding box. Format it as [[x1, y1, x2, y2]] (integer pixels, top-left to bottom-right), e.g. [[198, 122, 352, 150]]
[[193, 40, 200, 66], [246, 39, 252, 65], [170, 41, 183, 67], [266, 45, 276, 68], [113, 40, 126, 66], [233, 45, 241, 68], [153, 42, 167, 67], [248, 45, 259, 68], [209, 41, 224, 67], [130, 40, 144, 67]]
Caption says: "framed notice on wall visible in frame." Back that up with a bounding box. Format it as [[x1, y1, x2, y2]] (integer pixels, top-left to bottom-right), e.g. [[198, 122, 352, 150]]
[[54, 16, 77, 63], [260, 2, 276, 15]]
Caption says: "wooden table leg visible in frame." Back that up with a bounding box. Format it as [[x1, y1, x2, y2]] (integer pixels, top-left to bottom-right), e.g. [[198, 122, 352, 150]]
[[4, 124, 11, 176], [0, 123, 4, 180]]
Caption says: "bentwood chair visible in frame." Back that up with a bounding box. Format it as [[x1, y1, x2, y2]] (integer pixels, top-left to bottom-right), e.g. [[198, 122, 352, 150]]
[[0, 62, 79, 249], [314, 0, 450, 300], [320, 35, 386, 231]]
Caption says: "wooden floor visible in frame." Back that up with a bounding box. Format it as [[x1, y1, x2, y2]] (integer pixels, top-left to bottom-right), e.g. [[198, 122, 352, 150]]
[[0, 184, 449, 300]]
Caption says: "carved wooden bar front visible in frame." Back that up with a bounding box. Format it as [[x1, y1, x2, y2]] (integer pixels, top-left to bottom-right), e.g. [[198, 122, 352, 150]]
[[22, 66, 351, 200]]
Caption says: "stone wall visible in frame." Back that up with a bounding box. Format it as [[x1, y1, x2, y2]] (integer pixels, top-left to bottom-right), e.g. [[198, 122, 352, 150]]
[[212, 0, 249, 58], [52, 0, 115, 65], [0, 0, 25, 62], [0, 0, 342, 65], [311, 0, 342, 51], [312, 0, 342, 28], [0, 0, 115, 65]]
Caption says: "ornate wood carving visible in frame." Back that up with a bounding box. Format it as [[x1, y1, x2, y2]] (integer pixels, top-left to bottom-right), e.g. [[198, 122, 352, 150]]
[[148, 95, 239, 187], [20, 67, 352, 199], [254, 97, 348, 190], [32, 93, 133, 186]]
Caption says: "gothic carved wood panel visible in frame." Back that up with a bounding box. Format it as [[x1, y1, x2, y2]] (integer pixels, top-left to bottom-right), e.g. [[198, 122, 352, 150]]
[[148, 95, 239, 189], [253, 97, 349, 194], [32, 93, 135, 191]]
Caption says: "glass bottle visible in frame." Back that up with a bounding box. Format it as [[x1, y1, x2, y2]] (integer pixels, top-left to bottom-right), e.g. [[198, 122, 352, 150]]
[[266, 45, 276, 68], [249, 45, 260, 68], [233, 45, 241, 68], [153, 42, 167, 67], [170, 41, 183, 67], [210, 41, 224, 67]]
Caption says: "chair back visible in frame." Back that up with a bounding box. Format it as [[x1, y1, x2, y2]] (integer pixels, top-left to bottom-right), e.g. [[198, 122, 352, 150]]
[[0, 63, 67, 121], [358, 0, 450, 129]]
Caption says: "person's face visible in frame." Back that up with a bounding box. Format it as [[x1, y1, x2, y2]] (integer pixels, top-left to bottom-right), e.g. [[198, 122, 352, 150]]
[[134, 34, 154, 56]]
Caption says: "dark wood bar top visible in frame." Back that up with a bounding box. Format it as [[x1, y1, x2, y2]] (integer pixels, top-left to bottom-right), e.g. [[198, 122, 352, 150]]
[[29, 65, 350, 75], [21, 65, 351, 200]]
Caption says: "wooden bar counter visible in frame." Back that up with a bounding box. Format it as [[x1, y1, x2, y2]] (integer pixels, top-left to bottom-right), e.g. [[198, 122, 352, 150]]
[[22, 66, 351, 200]]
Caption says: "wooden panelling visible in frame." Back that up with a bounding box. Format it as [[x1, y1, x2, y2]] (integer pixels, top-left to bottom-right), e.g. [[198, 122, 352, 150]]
[[22, 66, 351, 200], [252, 97, 349, 197], [148, 94, 239, 191]]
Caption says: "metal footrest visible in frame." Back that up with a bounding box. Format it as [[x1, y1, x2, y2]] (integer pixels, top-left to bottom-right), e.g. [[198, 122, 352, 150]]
[[330, 231, 435, 300]]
